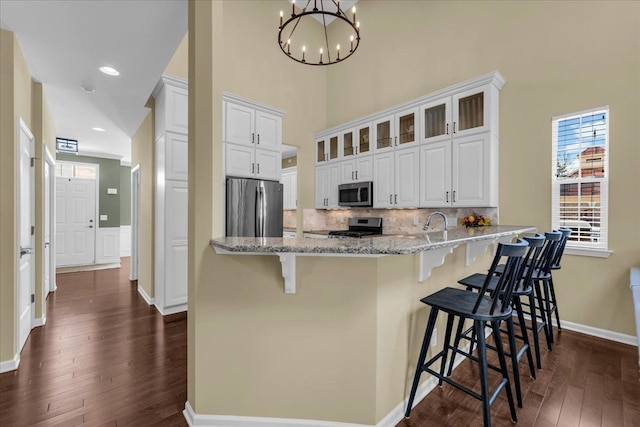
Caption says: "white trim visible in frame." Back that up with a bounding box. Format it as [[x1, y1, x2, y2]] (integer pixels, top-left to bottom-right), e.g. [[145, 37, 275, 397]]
[[182, 344, 472, 427], [130, 165, 141, 281], [95, 227, 121, 264], [222, 92, 286, 117], [155, 303, 187, 316], [33, 316, 46, 327], [137, 285, 155, 305], [564, 247, 612, 258], [0, 353, 20, 374], [553, 319, 637, 347], [75, 150, 123, 161], [120, 225, 132, 257], [56, 262, 121, 273], [45, 146, 56, 293], [120, 159, 132, 167], [153, 73, 188, 98]]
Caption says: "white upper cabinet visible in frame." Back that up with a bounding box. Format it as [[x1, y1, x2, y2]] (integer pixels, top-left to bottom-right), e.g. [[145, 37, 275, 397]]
[[282, 167, 297, 210], [154, 76, 188, 137], [315, 72, 504, 210], [373, 107, 419, 153], [223, 95, 285, 181], [225, 102, 255, 146], [316, 134, 340, 164], [255, 111, 281, 150]]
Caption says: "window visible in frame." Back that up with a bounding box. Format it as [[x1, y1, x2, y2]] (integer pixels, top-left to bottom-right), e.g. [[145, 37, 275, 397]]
[[56, 161, 97, 180], [552, 107, 609, 254]]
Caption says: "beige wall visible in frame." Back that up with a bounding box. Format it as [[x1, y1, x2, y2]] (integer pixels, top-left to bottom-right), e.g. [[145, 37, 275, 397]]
[[131, 105, 155, 298], [164, 33, 188, 80], [325, 0, 640, 337]]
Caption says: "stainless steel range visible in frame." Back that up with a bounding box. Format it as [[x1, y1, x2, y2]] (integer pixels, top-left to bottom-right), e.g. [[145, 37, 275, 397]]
[[328, 217, 383, 238]]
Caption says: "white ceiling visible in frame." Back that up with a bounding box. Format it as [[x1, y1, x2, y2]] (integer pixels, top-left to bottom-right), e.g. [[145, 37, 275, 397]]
[[0, 0, 188, 164]]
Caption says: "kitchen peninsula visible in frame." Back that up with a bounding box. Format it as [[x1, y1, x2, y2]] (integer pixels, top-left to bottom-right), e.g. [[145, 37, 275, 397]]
[[205, 225, 535, 425]]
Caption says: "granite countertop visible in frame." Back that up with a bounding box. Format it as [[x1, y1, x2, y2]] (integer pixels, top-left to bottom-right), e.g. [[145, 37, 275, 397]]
[[211, 225, 537, 255], [301, 229, 334, 235], [283, 227, 297, 232]]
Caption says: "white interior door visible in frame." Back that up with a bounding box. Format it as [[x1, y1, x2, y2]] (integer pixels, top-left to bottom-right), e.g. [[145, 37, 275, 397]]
[[130, 166, 141, 281], [18, 118, 35, 352], [56, 177, 96, 266]]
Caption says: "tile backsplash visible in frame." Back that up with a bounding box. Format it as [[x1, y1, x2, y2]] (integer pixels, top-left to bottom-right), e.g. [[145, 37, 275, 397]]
[[303, 207, 498, 234], [283, 210, 297, 229]]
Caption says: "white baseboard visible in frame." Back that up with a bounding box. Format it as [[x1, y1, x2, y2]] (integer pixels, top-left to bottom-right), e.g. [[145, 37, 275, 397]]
[[57, 262, 121, 273], [156, 303, 187, 316], [0, 353, 20, 374], [33, 316, 46, 327], [553, 319, 638, 347], [137, 285, 155, 305], [183, 343, 471, 427]]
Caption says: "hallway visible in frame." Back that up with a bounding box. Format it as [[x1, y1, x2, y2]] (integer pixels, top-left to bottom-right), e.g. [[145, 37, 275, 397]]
[[0, 259, 187, 426]]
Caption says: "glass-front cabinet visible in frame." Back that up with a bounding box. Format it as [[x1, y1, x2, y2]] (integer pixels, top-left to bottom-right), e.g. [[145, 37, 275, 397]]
[[342, 129, 355, 158], [316, 138, 326, 163], [373, 107, 419, 153], [357, 123, 371, 155], [420, 85, 490, 143]]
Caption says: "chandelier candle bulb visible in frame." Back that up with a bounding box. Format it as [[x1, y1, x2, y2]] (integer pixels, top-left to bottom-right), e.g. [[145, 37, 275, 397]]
[[292, 0, 295, 15], [352, 6, 356, 23], [336, 44, 340, 60], [287, 39, 291, 54], [302, 45, 306, 62], [279, 10, 283, 27], [350, 35, 354, 52], [319, 47, 323, 64]]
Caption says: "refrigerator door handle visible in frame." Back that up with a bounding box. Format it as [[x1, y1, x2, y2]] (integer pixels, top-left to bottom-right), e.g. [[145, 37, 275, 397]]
[[255, 186, 260, 236]]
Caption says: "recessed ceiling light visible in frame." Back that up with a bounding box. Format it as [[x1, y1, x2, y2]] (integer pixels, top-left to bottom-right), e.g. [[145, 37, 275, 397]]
[[81, 85, 95, 93], [92, 127, 106, 132], [99, 66, 120, 76]]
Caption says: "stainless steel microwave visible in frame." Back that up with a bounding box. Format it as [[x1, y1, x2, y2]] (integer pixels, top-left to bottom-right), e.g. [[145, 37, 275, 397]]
[[338, 181, 373, 207]]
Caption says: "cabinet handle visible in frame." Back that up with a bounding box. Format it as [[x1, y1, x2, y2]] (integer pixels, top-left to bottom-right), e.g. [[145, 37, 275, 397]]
[[389, 194, 393, 204], [446, 191, 449, 202], [453, 122, 456, 134], [252, 133, 255, 143], [446, 123, 449, 135], [395, 136, 398, 146], [395, 194, 398, 204], [257, 163, 260, 174], [355, 146, 358, 155], [251, 163, 255, 173], [352, 171, 354, 180], [389, 137, 392, 147], [325, 198, 328, 207], [257, 134, 260, 144], [355, 171, 358, 180], [453, 190, 456, 202]]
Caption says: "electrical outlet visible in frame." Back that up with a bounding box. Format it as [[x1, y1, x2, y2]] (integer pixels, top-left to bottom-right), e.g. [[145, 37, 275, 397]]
[[430, 328, 437, 347], [413, 216, 420, 226], [340, 216, 344, 224], [447, 214, 457, 228]]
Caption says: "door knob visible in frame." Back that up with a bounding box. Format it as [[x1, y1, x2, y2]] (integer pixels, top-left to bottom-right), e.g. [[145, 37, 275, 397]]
[[20, 247, 33, 257], [88, 225, 94, 228]]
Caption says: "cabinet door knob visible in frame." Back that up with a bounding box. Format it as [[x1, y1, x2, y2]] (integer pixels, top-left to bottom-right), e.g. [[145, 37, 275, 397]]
[[453, 190, 456, 202], [446, 123, 449, 135], [446, 191, 449, 203], [453, 122, 456, 134]]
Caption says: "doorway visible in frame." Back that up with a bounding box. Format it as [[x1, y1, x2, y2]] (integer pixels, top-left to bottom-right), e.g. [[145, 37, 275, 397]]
[[130, 165, 141, 281], [55, 161, 98, 267], [17, 117, 35, 353]]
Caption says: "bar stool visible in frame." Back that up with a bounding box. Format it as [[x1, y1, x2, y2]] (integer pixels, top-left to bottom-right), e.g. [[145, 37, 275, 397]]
[[405, 240, 529, 427], [544, 227, 572, 342], [448, 234, 545, 408]]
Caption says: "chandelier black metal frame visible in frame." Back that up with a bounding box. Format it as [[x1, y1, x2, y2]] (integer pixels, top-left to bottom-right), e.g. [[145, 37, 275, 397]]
[[278, 0, 360, 66]]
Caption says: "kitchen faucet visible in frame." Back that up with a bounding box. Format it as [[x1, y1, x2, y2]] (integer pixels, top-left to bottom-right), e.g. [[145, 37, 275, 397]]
[[423, 211, 448, 232]]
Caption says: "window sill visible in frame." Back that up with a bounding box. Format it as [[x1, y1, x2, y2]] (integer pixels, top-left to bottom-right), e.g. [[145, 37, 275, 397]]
[[565, 247, 612, 258]]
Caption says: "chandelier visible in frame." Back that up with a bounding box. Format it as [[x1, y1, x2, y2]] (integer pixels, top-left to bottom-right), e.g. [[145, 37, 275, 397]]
[[278, 0, 361, 66]]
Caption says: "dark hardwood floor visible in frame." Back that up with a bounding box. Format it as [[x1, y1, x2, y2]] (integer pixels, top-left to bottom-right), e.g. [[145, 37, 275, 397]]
[[0, 258, 187, 427], [399, 323, 640, 427], [1, 259, 638, 426]]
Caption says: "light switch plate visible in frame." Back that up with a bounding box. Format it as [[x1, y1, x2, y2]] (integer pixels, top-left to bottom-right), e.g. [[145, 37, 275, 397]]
[[107, 188, 118, 195], [100, 215, 108, 221]]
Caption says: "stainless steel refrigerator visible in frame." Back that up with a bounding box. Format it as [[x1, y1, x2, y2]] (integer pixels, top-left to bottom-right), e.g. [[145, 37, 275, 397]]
[[226, 177, 283, 237]]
